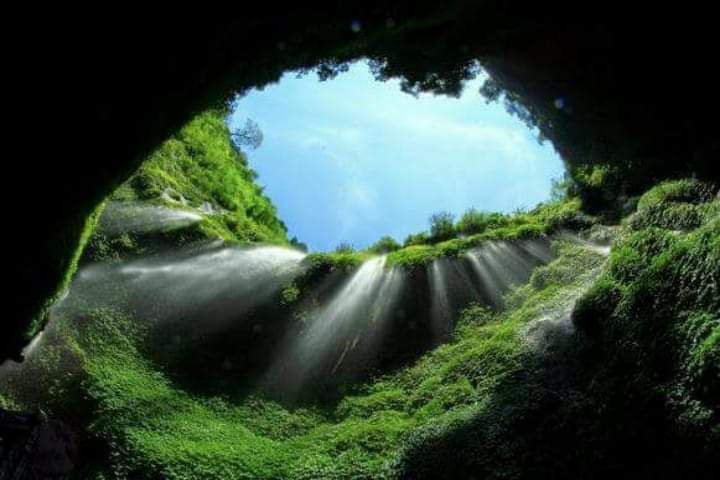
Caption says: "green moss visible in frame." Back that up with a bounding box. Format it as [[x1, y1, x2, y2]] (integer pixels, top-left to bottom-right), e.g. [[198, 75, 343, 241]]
[[636, 178, 716, 210], [531, 241, 606, 290], [680, 311, 720, 404], [572, 188, 720, 451], [102, 109, 288, 247], [305, 251, 372, 273], [0, 392, 18, 411], [386, 244, 437, 268], [281, 282, 301, 305], [606, 227, 678, 283], [336, 388, 409, 419], [628, 201, 718, 231], [571, 276, 622, 332]]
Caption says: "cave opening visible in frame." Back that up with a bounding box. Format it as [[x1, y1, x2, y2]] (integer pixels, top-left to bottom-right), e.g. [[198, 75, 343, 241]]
[[3, 5, 719, 478], [230, 60, 564, 252]]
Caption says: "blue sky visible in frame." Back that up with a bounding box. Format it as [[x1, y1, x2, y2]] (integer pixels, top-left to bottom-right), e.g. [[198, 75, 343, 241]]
[[229, 62, 564, 252]]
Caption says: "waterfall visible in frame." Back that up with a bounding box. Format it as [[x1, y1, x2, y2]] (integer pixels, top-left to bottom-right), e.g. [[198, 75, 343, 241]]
[[99, 201, 203, 236], [463, 239, 554, 306], [428, 260, 454, 342], [116, 245, 307, 331], [266, 255, 405, 395]]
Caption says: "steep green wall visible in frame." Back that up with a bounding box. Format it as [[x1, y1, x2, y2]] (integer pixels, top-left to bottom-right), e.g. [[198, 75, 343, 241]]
[[83, 109, 287, 264], [114, 108, 287, 244]]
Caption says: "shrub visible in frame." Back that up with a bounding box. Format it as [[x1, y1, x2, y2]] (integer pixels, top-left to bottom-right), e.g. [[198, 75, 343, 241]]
[[404, 231, 429, 247], [429, 211, 456, 242], [455, 208, 506, 236], [290, 236, 309, 252], [368, 235, 401, 253], [334, 242, 355, 254]]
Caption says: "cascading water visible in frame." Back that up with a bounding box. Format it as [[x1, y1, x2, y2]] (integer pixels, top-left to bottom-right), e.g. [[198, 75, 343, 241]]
[[118, 245, 307, 328], [428, 260, 454, 342], [265, 255, 406, 396], [428, 257, 488, 342], [99, 201, 203, 235], [464, 238, 554, 306], [522, 240, 611, 354], [4, 198, 577, 405]]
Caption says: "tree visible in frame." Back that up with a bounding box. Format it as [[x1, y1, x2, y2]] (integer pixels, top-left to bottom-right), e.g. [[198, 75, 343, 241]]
[[369, 235, 401, 253], [404, 231, 429, 247], [231, 118, 264, 151], [289, 236, 308, 252], [334, 242, 355, 254], [429, 211, 456, 242], [456, 208, 506, 235], [549, 175, 573, 202]]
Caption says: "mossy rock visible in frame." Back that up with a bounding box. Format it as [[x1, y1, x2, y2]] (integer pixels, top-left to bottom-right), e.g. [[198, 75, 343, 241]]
[[636, 178, 716, 210]]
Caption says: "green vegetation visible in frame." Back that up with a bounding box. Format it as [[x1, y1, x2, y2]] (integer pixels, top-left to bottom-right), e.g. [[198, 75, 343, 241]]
[[302, 250, 374, 276], [369, 235, 402, 254], [455, 208, 507, 236], [0, 235, 606, 479], [428, 211, 456, 242], [388, 198, 590, 268], [334, 242, 356, 254], [635, 178, 716, 210], [573, 181, 719, 426], [81, 109, 288, 265], [102, 109, 285, 254], [3, 106, 615, 478], [627, 179, 719, 231]]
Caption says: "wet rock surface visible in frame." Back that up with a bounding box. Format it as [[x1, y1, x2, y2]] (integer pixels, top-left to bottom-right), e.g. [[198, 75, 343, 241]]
[[0, 410, 76, 480]]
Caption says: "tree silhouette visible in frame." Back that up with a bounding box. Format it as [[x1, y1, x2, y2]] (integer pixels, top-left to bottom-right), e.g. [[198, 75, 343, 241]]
[[231, 118, 264, 151]]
